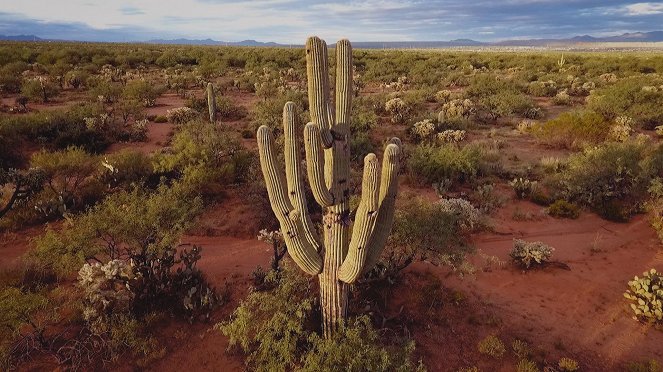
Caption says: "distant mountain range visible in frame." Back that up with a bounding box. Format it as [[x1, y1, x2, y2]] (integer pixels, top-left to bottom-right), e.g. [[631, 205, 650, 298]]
[[1, 31, 662, 48]]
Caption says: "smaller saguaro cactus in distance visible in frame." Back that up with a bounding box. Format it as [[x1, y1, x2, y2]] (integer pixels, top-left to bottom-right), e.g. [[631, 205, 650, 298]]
[[206, 82, 216, 123], [257, 36, 401, 337]]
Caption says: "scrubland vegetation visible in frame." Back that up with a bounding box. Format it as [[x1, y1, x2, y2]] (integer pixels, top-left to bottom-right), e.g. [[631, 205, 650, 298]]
[[1, 39, 662, 371]]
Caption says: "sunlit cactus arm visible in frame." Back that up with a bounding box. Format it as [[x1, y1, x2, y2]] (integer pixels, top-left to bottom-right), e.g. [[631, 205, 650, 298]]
[[305, 36, 334, 148], [304, 122, 334, 207], [256, 125, 322, 275], [282, 102, 322, 251], [338, 153, 380, 284], [206, 82, 216, 123], [361, 141, 401, 275]]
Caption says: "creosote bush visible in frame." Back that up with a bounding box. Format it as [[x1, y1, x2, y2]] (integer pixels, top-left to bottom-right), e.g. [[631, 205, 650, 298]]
[[531, 110, 610, 149], [510, 239, 554, 269], [408, 143, 488, 186]]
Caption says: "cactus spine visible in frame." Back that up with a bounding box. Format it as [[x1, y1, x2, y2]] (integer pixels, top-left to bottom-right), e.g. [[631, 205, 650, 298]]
[[207, 82, 216, 123], [256, 37, 401, 336]]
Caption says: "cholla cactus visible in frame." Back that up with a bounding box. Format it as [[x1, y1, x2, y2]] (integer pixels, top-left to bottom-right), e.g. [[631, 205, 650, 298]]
[[207, 82, 216, 123], [641, 86, 659, 93], [130, 119, 149, 141], [655, 125, 663, 137], [439, 98, 474, 122], [437, 129, 466, 143], [438, 198, 482, 232], [599, 73, 618, 83], [435, 89, 453, 103], [166, 107, 198, 124], [510, 239, 554, 269], [609, 116, 634, 142], [385, 97, 409, 123], [411, 119, 436, 140], [78, 260, 134, 333], [256, 37, 401, 336], [553, 89, 571, 105]]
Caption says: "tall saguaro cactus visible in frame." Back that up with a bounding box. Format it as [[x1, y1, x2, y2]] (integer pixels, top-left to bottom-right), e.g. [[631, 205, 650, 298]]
[[256, 36, 401, 336], [207, 82, 216, 123]]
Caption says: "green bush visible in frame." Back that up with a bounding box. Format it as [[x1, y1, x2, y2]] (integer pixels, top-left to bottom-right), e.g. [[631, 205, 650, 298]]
[[21, 78, 59, 103], [100, 150, 154, 189], [554, 141, 653, 221], [385, 197, 479, 275], [31, 183, 202, 275], [546, 200, 580, 219], [531, 110, 610, 149], [624, 269, 663, 324], [153, 120, 253, 194], [408, 143, 487, 186], [588, 76, 663, 130]]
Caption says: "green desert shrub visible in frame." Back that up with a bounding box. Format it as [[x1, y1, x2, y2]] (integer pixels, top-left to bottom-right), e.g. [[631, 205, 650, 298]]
[[552, 140, 654, 221], [25, 147, 104, 220], [0, 103, 114, 153], [99, 150, 154, 189], [477, 334, 506, 358], [647, 178, 663, 243], [510, 239, 554, 269], [30, 183, 202, 275], [384, 197, 480, 276], [531, 110, 610, 149], [21, 78, 59, 103], [546, 199, 580, 219], [624, 269, 663, 324], [218, 265, 422, 372], [407, 143, 487, 186], [154, 120, 253, 193], [588, 76, 663, 130]]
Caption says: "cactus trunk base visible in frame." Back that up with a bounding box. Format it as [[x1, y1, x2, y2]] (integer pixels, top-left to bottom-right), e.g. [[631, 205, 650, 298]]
[[319, 268, 349, 336]]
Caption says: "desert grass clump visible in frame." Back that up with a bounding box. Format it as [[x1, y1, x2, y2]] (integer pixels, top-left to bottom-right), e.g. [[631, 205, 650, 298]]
[[477, 335, 506, 358], [558, 357, 579, 371], [624, 269, 663, 324], [510, 239, 554, 269], [516, 359, 539, 372]]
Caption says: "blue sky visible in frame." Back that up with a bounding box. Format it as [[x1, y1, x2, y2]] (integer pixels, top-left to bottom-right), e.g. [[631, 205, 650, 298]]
[[0, 0, 662, 43]]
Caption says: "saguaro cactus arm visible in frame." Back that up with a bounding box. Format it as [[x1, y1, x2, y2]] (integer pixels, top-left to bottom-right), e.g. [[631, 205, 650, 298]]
[[338, 142, 401, 283], [283, 102, 321, 251], [361, 140, 401, 275], [256, 125, 322, 275], [305, 37, 334, 148]]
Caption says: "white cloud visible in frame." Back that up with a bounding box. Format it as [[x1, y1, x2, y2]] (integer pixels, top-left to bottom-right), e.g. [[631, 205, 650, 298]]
[[623, 2, 663, 15]]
